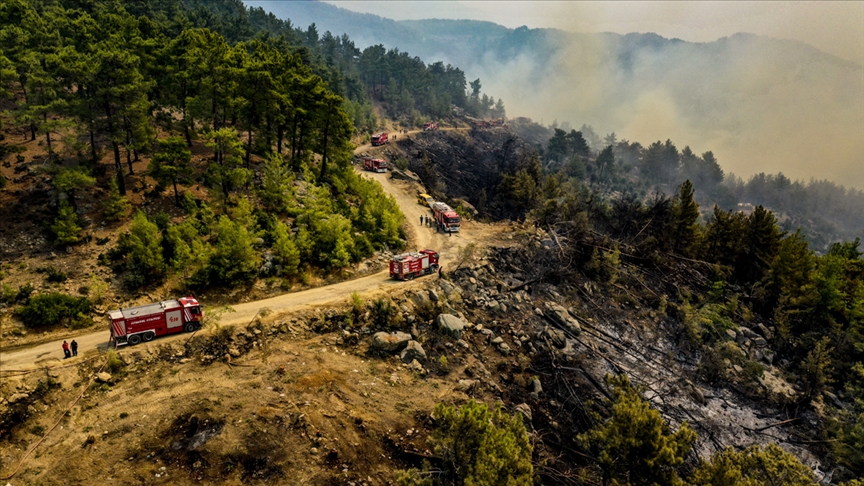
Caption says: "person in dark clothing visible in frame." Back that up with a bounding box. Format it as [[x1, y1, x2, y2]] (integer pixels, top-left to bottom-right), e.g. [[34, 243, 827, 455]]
[[71, 339, 78, 357], [438, 266, 444, 280], [62, 340, 70, 359], [420, 215, 423, 225]]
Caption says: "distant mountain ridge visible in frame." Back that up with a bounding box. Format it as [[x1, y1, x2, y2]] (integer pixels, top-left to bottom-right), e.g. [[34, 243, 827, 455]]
[[246, 0, 864, 189]]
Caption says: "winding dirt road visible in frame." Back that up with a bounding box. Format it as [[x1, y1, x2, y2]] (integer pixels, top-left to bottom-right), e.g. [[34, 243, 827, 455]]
[[0, 129, 484, 371]]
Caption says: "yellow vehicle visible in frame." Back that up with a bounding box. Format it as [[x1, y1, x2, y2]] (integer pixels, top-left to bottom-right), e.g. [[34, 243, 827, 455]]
[[417, 193, 433, 207]]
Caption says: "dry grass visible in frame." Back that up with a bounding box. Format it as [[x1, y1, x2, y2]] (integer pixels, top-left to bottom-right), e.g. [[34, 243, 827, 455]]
[[0, 314, 477, 485]]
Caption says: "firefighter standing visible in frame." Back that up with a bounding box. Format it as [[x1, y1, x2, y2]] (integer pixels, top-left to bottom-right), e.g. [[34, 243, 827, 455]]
[[62, 340, 71, 359]]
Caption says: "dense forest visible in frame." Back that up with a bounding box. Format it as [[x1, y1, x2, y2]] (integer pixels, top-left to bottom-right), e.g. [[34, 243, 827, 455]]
[[0, 0, 505, 291], [504, 120, 864, 252], [0, 0, 407, 291]]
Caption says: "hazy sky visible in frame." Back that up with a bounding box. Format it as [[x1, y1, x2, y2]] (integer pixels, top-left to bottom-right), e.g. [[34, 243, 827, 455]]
[[323, 1, 864, 66]]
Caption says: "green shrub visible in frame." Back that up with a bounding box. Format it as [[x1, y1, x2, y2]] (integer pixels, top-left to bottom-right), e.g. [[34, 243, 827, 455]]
[[14, 293, 91, 328], [398, 400, 533, 485], [105, 350, 125, 374], [36, 265, 68, 283], [69, 312, 95, 330], [15, 283, 34, 302]]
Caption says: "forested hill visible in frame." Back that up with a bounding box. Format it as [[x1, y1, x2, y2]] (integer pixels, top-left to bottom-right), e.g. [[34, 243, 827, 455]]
[[248, 0, 864, 193]]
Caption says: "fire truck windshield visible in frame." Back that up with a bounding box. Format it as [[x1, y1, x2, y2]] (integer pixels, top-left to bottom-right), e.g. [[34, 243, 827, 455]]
[[190, 306, 201, 315], [446, 217, 460, 224]]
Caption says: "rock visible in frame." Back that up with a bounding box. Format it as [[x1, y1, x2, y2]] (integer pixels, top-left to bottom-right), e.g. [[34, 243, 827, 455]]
[[407, 359, 425, 373], [227, 346, 241, 358], [756, 323, 773, 340], [371, 332, 412, 353], [497, 343, 511, 355], [544, 305, 581, 336], [544, 327, 567, 349], [7, 392, 29, 404], [456, 379, 478, 392], [753, 337, 768, 348], [439, 280, 458, 298], [491, 336, 504, 345], [96, 372, 112, 383], [428, 289, 439, 302], [411, 291, 430, 307], [725, 329, 737, 340], [736, 332, 748, 346], [436, 314, 467, 339], [456, 339, 470, 349], [530, 377, 542, 395], [400, 341, 427, 363], [514, 403, 532, 424]]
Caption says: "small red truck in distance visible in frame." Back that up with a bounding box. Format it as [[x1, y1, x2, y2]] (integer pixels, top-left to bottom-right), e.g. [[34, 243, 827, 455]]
[[389, 250, 440, 280], [371, 132, 389, 146], [108, 297, 203, 346], [362, 157, 388, 173], [423, 122, 439, 131], [432, 202, 461, 233]]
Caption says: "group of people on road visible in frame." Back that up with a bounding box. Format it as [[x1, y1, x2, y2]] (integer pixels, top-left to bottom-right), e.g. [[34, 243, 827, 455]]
[[62, 339, 78, 359], [420, 215, 452, 236]]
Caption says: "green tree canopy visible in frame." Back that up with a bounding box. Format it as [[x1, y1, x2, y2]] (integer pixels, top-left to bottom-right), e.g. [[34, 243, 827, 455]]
[[149, 136, 192, 207], [579, 374, 696, 486]]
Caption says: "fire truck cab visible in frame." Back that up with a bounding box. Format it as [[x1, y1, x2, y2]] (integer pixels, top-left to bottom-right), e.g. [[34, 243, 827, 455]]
[[432, 202, 461, 233], [371, 132, 389, 146]]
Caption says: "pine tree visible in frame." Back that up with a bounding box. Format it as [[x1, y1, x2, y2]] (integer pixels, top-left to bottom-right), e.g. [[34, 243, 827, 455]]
[[209, 215, 260, 285], [166, 220, 211, 282], [690, 444, 817, 486], [51, 200, 81, 246], [399, 400, 533, 486], [579, 374, 696, 486], [103, 176, 131, 221], [149, 136, 192, 207], [272, 221, 300, 276], [52, 167, 95, 212], [670, 180, 701, 257], [126, 211, 166, 286]]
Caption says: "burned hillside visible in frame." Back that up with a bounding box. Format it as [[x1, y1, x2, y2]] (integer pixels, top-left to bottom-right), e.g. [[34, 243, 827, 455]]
[[397, 128, 539, 221]]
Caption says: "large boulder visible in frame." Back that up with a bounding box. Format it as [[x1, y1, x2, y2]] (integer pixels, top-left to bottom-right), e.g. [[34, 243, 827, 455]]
[[436, 314, 467, 339], [371, 332, 412, 353], [400, 341, 427, 363], [544, 305, 581, 336]]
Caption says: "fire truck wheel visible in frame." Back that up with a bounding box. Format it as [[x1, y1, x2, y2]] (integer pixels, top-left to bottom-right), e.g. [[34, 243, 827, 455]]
[[128, 334, 142, 346], [185, 323, 196, 333], [406, 273, 414, 280], [143, 332, 155, 342]]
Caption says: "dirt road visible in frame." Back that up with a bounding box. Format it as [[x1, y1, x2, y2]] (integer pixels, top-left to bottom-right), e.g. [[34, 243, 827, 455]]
[[0, 131, 483, 371]]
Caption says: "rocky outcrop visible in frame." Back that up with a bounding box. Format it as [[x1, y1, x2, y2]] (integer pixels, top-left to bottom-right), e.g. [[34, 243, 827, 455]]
[[370, 332, 412, 353], [400, 341, 427, 363], [544, 304, 581, 336], [436, 314, 467, 339]]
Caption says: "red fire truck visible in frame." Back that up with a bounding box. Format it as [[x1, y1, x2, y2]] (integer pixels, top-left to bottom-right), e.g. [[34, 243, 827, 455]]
[[108, 297, 203, 346], [432, 202, 461, 233], [423, 122, 439, 131], [371, 132, 389, 146], [362, 157, 388, 173], [389, 250, 440, 280]]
